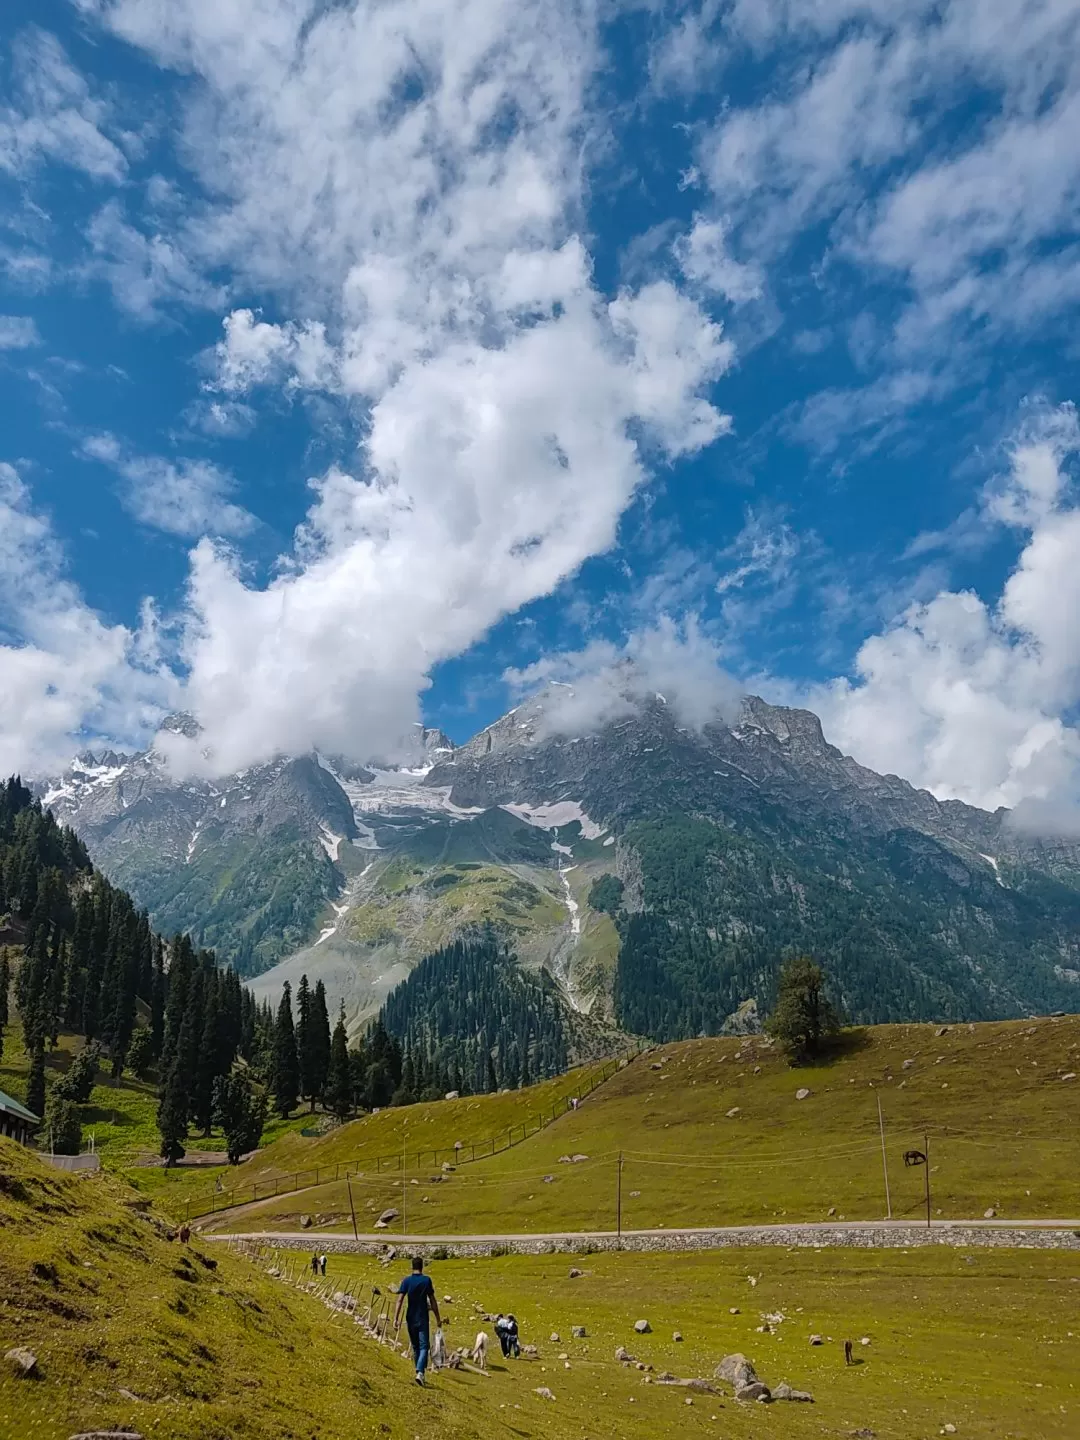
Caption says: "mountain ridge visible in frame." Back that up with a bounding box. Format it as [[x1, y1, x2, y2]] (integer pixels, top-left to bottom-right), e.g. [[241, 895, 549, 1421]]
[[34, 689, 1080, 1037]]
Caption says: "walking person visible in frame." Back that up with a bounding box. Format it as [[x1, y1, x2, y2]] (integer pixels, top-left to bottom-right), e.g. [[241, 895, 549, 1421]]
[[319, 1254, 327, 1276], [311, 1253, 319, 1276], [394, 1255, 441, 1387]]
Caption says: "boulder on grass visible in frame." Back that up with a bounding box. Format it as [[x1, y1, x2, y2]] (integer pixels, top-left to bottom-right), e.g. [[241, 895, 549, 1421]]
[[735, 1381, 771, 1402], [634, 1319, 651, 1334], [715, 1353, 758, 1388], [773, 1382, 814, 1402], [5, 1347, 38, 1378], [571, 1325, 586, 1338]]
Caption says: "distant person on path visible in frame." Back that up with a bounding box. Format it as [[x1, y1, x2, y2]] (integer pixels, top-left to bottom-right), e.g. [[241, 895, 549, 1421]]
[[394, 1255, 441, 1386], [311, 1253, 319, 1276], [320, 1254, 327, 1276]]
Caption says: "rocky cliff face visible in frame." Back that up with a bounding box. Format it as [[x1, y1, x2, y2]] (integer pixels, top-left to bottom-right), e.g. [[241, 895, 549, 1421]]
[[35, 691, 1080, 1035]]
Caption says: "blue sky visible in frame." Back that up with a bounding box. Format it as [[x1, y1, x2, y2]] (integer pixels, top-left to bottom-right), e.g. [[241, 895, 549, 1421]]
[[2, 0, 1080, 822]]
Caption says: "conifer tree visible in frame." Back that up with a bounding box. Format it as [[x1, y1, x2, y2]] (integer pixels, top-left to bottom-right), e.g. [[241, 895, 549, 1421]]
[[295, 973, 315, 1108], [27, 1034, 46, 1118], [325, 1003, 353, 1120], [158, 1056, 189, 1165], [272, 981, 299, 1117], [212, 1071, 266, 1164], [149, 938, 166, 1058], [311, 978, 331, 1105]]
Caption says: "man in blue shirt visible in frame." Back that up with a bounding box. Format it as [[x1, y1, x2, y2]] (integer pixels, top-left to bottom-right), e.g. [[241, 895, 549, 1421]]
[[394, 1255, 441, 1385]]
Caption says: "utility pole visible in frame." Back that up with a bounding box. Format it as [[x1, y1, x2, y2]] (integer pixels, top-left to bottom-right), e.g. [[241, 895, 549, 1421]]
[[924, 1132, 932, 1229], [616, 1151, 623, 1245], [346, 1174, 359, 1242], [877, 1093, 892, 1220]]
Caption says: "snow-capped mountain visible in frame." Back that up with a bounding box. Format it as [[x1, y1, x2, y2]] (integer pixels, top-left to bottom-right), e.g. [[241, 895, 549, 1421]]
[[36, 690, 1080, 1037]]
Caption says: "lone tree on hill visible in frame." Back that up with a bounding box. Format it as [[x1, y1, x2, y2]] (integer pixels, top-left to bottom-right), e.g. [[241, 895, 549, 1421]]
[[766, 956, 840, 1061]]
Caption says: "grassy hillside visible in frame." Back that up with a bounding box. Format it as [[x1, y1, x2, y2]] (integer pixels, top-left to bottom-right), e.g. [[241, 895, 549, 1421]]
[[0, 1025, 310, 1165], [125, 1059, 615, 1214], [3, 1138, 1075, 1440], [210, 1016, 1080, 1235], [0, 1138, 483, 1440]]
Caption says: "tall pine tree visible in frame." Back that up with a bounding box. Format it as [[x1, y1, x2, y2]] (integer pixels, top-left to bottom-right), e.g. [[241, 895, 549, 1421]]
[[272, 981, 299, 1117], [325, 1003, 353, 1120]]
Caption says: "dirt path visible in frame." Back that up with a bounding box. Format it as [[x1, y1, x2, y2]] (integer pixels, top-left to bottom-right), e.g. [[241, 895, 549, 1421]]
[[204, 1216, 1080, 1255]]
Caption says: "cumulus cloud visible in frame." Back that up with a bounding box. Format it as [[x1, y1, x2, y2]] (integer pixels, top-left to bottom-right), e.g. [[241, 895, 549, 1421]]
[[504, 615, 743, 737], [809, 402, 1080, 820], [26, 0, 732, 777], [81, 434, 255, 538], [0, 463, 172, 776]]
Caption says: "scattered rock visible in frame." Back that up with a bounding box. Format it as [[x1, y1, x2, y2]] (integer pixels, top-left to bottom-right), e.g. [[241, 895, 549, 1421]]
[[444, 1090, 459, 1100], [726, 1107, 741, 1118], [630, 1189, 641, 1197], [795, 1087, 811, 1100], [943, 1426, 957, 1435], [902, 1059, 915, 1069], [773, 1382, 814, 1402], [615, 1346, 633, 1363], [299, 1214, 312, 1229], [860, 1336, 871, 1346], [521, 1344, 538, 1357], [117, 1389, 142, 1402], [1062, 1073, 1076, 1081], [936, 1025, 950, 1036], [558, 1155, 572, 1164], [376, 1208, 399, 1226], [543, 1175, 554, 1183], [673, 1331, 683, 1342], [729, 1307, 740, 1315], [808, 1335, 823, 1346], [568, 1268, 583, 1279], [715, 1353, 758, 1387], [441, 1162, 453, 1172], [534, 1386, 555, 1400], [827, 1207, 836, 1216], [550, 1332, 560, 1343], [69, 1434, 147, 1440], [735, 1381, 771, 1402], [984, 1208, 996, 1219], [570, 1153, 589, 1163], [559, 1352, 569, 1361], [634, 1320, 651, 1334], [5, 1347, 38, 1377], [571, 1326, 586, 1338]]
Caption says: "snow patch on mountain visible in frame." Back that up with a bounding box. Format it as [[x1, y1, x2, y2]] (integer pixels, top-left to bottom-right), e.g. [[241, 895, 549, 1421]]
[[501, 800, 606, 839]]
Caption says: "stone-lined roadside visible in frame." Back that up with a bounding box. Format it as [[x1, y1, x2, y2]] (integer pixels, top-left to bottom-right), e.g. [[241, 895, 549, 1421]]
[[206, 1220, 1080, 1258]]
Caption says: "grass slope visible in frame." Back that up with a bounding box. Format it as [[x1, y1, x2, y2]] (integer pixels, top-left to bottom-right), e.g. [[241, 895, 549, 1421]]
[[211, 1017, 1080, 1236], [126, 1060, 614, 1215], [0, 1139, 486, 1440], [0, 1026, 309, 1166]]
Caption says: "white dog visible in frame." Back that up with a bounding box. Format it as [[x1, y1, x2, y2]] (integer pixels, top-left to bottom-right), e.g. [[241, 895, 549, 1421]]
[[471, 1331, 489, 1370], [431, 1327, 447, 1370]]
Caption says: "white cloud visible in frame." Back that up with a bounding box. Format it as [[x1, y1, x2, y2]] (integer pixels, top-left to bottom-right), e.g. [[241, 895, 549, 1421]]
[[34, 0, 734, 778], [809, 403, 1080, 819], [0, 463, 172, 776], [0, 315, 40, 349], [504, 614, 743, 736], [212, 308, 337, 393], [675, 216, 764, 304], [85, 201, 225, 321], [0, 27, 128, 183], [81, 433, 255, 538]]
